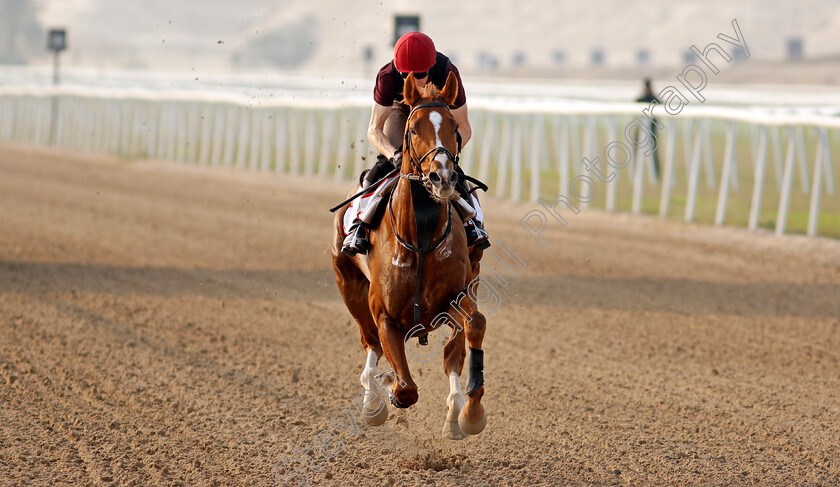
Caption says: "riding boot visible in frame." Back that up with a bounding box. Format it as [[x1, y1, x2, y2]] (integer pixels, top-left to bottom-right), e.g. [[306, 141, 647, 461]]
[[455, 175, 491, 250], [341, 219, 371, 256], [465, 219, 491, 250], [341, 179, 373, 256]]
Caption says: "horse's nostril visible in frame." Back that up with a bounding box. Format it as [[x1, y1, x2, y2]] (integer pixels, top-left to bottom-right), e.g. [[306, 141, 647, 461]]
[[450, 172, 458, 184], [429, 172, 441, 185]]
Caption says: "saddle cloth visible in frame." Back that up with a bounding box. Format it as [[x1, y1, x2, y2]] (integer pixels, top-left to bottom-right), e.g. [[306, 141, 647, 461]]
[[342, 174, 400, 236], [342, 175, 486, 236]]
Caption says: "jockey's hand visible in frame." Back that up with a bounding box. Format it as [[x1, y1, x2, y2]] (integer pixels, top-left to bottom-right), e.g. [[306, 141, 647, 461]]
[[390, 152, 403, 167]]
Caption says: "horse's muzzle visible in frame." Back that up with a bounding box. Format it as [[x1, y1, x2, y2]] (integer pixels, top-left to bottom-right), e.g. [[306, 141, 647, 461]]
[[429, 169, 457, 198]]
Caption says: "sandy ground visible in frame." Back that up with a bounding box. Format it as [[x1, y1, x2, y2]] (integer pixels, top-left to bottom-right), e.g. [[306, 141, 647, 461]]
[[1, 144, 839, 486]]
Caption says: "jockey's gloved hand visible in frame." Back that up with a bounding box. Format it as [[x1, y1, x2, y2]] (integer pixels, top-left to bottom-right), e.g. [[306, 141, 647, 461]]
[[389, 151, 403, 167]]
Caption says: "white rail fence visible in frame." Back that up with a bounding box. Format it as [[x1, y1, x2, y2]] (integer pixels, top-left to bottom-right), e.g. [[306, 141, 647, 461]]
[[1, 86, 837, 237]]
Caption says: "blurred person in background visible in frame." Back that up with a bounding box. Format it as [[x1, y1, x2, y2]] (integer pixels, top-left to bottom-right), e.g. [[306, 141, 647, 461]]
[[636, 78, 661, 178], [342, 32, 490, 255]]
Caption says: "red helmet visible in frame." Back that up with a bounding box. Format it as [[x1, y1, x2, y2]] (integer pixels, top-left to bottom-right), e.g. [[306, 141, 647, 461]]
[[393, 32, 436, 73]]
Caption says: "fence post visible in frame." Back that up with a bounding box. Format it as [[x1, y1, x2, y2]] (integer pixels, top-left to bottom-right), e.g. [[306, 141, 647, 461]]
[[495, 116, 512, 199], [822, 128, 834, 195], [769, 126, 784, 190], [775, 126, 797, 235], [222, 105, 237, 167], [795, 127, 809, 193], [807, 128, 827, 237], [318, 110, 335, 178], [334, 110, 349, 180], [701, 119, 716, 190], [235, 107, 251, 168], [747, 126, 769, 231], [559, 116, 570, 199], [605, 116, 618, 212], [304, 110, 317, 177], [477, 112, 495, 187], [199, 103, 213, 166], [659, 121, 677, 218], [529, 114, 543, 202], [684, 125, 704, 222], [714, 121, 737, 226], [510, 115, 523, 202]]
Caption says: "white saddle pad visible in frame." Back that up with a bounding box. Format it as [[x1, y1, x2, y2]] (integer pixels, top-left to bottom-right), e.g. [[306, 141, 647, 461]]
[[342, 174, 399, 235]]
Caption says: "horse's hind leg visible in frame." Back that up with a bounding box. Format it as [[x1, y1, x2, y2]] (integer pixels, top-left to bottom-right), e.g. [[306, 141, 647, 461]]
[[441, 312, 467, 440], [333, 257, 388, 425]]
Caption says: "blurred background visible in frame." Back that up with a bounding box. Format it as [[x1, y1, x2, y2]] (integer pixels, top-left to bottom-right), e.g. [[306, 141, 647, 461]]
[[12, 0, 840, 80], [1, 0, 839, 237]]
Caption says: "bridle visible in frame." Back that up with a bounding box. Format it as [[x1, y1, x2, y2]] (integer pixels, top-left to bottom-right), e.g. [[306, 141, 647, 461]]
[[399, 102, 462, 194], [389, 100, 461, 254]]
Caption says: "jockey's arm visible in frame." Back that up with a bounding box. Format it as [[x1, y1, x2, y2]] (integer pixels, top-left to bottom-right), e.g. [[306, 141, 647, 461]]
[[367, 103, 400, 158], [452, 103, 472, 149]]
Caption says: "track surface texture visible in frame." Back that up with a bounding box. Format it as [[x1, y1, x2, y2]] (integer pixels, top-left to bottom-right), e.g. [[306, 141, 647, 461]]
[[1, 144, 839, 486]]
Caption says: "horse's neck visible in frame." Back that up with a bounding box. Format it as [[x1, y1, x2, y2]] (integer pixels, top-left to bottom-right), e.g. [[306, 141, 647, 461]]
[[392, 179, 417, 240], [391, 178, 448, 250]]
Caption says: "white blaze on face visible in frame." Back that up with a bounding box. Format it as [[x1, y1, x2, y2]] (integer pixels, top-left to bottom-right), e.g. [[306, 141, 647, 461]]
[[428, 111, 443, 147], [428, 111, 449, 166]]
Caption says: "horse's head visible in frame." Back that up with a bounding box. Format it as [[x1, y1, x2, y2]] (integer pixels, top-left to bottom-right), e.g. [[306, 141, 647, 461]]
[[402, 71, 461, 201]]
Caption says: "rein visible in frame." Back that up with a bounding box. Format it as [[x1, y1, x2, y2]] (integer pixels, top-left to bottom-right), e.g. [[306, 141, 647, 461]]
[[390, 101, 460, 345]]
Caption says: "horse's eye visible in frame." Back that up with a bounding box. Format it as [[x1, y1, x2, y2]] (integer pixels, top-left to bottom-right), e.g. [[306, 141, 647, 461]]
[[409, 128, 417, 136]]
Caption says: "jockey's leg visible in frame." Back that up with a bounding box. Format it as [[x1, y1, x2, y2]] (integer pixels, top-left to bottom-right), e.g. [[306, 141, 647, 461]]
[[341, 158, 399, 256], [342, 107, 406, 256], [454, 166, 491, 250]]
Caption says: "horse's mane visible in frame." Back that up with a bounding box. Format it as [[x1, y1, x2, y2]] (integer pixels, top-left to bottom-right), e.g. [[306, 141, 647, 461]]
[[417, 82, 442, 102]]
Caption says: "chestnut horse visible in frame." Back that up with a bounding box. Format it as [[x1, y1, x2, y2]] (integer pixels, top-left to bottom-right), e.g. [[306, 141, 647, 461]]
[[331, 72, 487, 440]]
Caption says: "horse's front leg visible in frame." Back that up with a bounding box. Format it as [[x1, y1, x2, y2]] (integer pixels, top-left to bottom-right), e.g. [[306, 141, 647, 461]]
[[459, 297, 487, 435], [375, 315, 419, 408], [441, 313, 467, 440]]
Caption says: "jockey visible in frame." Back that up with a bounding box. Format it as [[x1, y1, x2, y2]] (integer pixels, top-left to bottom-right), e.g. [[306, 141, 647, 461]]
[[341, 31, 490, 256]]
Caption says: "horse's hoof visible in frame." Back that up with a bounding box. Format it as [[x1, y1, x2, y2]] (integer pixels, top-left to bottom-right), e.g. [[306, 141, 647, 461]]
[[458, 407, 487, 435], [443, 421, 467, 440], [363, 406, 389, 426]]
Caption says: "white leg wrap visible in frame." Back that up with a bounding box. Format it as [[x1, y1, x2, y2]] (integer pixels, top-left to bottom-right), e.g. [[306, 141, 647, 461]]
[[442, 370, 467, 440], [359, 349, 378, 397], [359, 349, 389, 426]]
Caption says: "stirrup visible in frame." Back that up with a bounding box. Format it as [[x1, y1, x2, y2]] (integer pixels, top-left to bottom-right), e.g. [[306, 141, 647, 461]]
[[465, 220, 491, 250], [341, 220, 371, 256]]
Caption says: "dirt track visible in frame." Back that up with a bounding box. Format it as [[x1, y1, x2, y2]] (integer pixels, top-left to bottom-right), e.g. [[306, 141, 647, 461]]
[[1, 144, 839, 486]]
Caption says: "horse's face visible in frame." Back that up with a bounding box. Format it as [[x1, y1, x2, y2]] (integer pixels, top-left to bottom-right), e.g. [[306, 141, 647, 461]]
[[403, 72, 461, 201]]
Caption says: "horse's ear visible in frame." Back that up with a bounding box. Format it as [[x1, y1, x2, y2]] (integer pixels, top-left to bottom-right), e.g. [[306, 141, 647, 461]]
[[440, 71, 459, 107], [403, 73, 420, 106]]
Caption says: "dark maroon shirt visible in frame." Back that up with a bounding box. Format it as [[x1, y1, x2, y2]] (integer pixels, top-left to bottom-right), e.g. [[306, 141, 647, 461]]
[[373, 52, 467, 109]]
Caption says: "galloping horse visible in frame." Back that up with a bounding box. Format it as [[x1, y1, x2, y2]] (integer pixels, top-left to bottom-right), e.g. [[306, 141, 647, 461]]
[[331, 72, 488, 440]]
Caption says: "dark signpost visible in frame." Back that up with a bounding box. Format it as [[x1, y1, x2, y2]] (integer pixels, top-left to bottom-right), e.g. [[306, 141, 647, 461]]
[[393, 15, 420, 46], [48, 28, 67, 144]]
